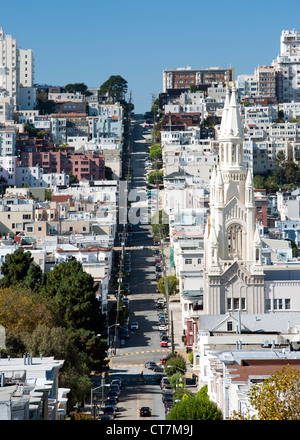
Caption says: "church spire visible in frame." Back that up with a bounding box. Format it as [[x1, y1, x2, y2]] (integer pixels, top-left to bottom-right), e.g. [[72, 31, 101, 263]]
[[219, 70, 231, 139], [225, 79, 243, 139]]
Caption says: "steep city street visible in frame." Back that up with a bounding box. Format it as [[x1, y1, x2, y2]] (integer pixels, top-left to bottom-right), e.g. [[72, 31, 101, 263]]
[[107, 119, 170, 419]]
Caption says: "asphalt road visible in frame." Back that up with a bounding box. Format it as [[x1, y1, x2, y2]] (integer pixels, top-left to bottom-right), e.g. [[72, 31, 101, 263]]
[[108, 120, 170, 420]]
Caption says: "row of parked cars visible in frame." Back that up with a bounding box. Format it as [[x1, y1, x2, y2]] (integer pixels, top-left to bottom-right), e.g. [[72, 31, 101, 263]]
[[99, 377, 123, 420]]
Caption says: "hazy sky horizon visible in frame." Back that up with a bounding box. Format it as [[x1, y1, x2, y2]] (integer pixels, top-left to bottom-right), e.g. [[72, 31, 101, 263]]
[[1, 0, 300, 113]]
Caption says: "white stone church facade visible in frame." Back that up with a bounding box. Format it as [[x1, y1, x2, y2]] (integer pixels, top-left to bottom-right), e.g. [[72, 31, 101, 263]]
[[203, 81, 299, 316]]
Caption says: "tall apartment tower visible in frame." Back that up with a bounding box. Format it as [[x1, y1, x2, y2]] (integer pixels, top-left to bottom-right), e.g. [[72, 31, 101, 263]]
[[273, 29, 300, 102], [0, 28, 19, 109], [19, 48, 34, 88], [203, 79, 265, 315]]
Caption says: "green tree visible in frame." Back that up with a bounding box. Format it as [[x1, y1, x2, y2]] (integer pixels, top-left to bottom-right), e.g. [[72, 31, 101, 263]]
[[157, 275, 179, 297], [165, 353, 186, 376], [43, 259, 104, 334], [99, 75, 128, 102], [273, 151, 287, 185], [166, 386, 223, 420], [253, 174, 266, 189], [285, 161, 300, 184], [151, 209, 169, 238], [65, 83, 92, 96], [149, 143, 162, 161], [265, 175, 279, 193], [231, 365, 300, 420], [23, 325, 93, 411], [148, 171, 163, 185], [36, 92, 56, 115], [0, 249, 34, 288]]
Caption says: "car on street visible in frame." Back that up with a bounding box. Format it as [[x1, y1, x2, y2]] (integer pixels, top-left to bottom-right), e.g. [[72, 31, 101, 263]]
[[161, 358, 167, 365], [145, 361, 157, 369], [161, 335, 168, 342], [105, 398, 118, 411], [99, 413, 113, 420], [159, 325, 167, 331], [111, 379, 122, 388], [160, 341, 168, 347], [103, 406, 116, 418], [130, 322, 139, 330], [153, 365, 164, 372], [140, 406, 152, 417]]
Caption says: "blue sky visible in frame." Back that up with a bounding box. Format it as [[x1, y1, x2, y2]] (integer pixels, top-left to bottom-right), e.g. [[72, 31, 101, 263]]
[[1, 0, 300, 113]]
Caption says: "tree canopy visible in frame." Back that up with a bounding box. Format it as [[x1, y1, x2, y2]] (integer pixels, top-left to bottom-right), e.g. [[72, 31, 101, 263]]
[[0, 248, 43, 290], [99, 75, 128, 102], [43, 259, 104, 334], [65, 82, 92, 96], [231, 365, 300, 420], [157, 274, 179, 297], [254, 152, 300, 193], [166, 385, 223, 420]]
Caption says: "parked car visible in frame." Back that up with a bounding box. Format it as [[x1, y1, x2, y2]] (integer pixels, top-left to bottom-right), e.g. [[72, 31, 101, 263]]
[[153, 365, 164, 372], [140, 406, 152, 416], [145, 361, 157, 369], [111, 379, 122, 388], [159, 325, 167, 331], [160, 341, 168, 347], [99, 413, 113, 420], [103, 406, 116, 418], [161, 358, 167, 365], [105, 398, 118, 411], [163, 394, 173, 405], [161, 336, 168, 342], [130, 322, 139, 330]]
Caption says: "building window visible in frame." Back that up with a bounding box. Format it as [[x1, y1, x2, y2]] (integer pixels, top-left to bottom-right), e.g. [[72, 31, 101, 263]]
[[285, 299, 291, 309], [274, 298, 283, 310], [227, 321, 233, 331], [233, 298, 240, 310], [185, 259, 192, 265]]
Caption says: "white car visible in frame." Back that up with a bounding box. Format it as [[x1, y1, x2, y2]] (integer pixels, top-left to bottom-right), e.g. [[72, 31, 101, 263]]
[[159, 324, 167, 331], [130, 322, 139, 330]]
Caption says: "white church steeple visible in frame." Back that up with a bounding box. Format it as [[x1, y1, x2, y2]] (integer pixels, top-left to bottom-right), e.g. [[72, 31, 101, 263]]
[[204, 72, 265, 316]]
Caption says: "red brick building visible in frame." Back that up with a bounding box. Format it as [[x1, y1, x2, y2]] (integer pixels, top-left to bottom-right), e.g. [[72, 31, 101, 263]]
[[21, 149, 105, 182], [254, 189, 268, 228]]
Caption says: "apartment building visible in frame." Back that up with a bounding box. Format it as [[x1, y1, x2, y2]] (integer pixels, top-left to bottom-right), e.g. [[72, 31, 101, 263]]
[[20, 149, 105, 182], [272, 29, 300, 102], [0, 28, 19, 109], [0, 197, 35, 234], [254, 65, 276, 98], [163, 66, 232, 92]]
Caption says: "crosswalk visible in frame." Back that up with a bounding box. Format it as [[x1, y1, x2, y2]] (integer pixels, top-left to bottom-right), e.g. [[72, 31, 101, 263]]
[[113, 245, 159, 251], [113, 348, 170, 357]]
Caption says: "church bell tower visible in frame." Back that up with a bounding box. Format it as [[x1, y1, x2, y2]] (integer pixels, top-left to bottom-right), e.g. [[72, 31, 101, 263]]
[[203, 71, 265, 315]]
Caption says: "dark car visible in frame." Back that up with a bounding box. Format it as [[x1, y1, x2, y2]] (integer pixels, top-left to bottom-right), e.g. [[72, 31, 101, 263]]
[[99, 414, 113, 420], [105, 398, 118, 411], [163, 392, 173, 402], [107, 391, 119, 402], [153, 365, 164, 372], [140, 406, 152, 417], [103, 406, 116, 418], [145, 361, 157, 370], [109, 384, 120, 394]]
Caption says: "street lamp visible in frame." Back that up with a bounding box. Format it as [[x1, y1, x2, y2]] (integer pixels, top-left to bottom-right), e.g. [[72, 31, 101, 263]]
[[107, 323, 120, 355]]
